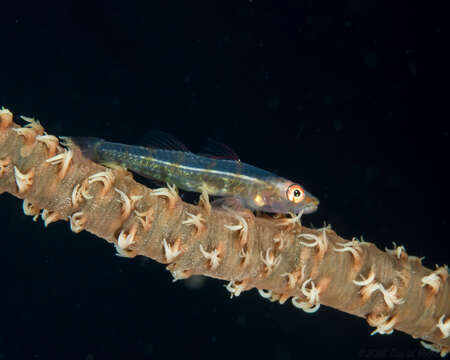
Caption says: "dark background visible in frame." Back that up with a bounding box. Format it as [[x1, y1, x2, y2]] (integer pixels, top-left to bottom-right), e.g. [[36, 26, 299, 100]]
[[0, 1, 442, 359]]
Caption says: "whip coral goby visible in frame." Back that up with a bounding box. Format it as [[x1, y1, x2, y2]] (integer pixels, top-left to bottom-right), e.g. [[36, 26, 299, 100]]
[[69, 136, 319, 214]]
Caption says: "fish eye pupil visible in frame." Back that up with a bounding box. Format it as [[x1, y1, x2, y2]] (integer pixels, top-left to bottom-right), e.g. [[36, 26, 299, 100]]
[[294, 189, 301, 197]]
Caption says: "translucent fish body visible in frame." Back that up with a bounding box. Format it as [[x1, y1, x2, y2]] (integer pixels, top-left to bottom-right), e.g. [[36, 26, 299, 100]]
[[71, 137, 319, 214]]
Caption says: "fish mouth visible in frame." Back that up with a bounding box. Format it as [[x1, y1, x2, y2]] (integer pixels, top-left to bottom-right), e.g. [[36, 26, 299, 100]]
[[303, 197, 319, 214]]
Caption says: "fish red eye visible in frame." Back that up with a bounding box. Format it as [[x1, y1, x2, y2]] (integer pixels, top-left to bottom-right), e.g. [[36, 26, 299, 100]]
[[287, 184, 305, 204]]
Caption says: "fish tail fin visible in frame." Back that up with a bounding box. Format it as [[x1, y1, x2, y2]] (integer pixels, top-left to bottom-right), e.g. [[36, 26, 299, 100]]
[[68, 136, 103, 160]]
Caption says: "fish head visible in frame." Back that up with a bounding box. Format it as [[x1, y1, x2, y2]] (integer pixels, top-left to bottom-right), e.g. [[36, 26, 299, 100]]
[[246, 179, 318, 214], [266, 179, 319, 214]]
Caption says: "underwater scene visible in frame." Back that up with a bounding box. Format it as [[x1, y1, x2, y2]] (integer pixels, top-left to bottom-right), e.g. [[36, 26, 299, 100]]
[[1, 2, 444, 360]]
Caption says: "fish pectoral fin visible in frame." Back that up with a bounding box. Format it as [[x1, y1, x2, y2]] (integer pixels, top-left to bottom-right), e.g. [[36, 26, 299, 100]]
[[211, 196, 245, 212]]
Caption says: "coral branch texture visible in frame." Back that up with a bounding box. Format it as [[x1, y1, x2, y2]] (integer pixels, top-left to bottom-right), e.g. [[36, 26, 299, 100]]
[[0, 108, 448, 357]]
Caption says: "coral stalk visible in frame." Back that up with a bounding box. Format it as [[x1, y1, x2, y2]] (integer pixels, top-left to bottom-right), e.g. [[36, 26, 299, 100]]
[[0, 108, 448, 356]]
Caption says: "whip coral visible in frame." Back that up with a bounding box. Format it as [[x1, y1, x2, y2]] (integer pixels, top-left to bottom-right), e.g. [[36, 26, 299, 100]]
[[0, 107, 448, 357]]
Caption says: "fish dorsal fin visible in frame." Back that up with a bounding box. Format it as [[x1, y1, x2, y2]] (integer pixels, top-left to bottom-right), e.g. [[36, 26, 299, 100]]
[[198, 138, 240, 161], [140, 130, 190, 152]]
